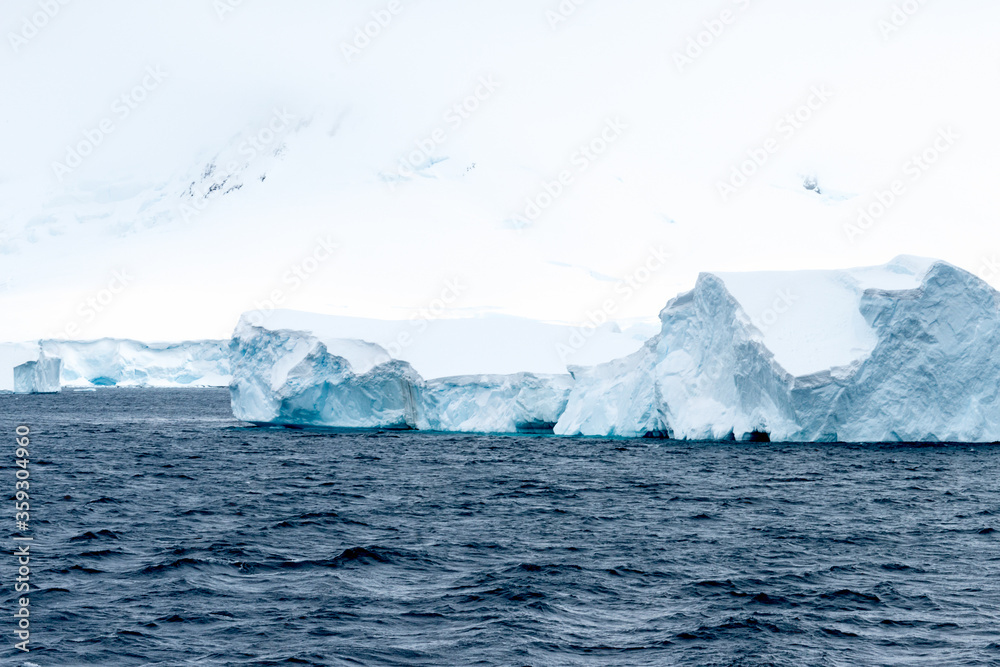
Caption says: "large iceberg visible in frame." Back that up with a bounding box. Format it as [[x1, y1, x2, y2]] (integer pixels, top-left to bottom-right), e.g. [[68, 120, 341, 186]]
[[228, 321, 422, 428], [0, 339, 230, 391], [555, 256, 1000, 443], [228, 257, 1000, 442], [228, 311, 640, 432]]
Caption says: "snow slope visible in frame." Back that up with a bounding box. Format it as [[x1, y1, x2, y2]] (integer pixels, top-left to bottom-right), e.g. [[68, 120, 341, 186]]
[[556, 257, 1000, 442], [713, 255, 935, 377]]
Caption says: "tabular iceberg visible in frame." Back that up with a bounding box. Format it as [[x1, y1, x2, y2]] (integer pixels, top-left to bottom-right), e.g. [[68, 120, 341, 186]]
[[228, 311, 636, 432], [1, 339, 230, 392], [556, 256, 1000, 443]]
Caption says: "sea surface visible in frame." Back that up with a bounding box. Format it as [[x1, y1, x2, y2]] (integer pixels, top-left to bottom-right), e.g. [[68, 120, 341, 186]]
[[1, 388, 999, 666]]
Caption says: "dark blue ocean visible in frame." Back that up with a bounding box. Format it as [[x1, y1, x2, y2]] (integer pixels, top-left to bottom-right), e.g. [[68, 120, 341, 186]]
[[2, 389, 999, 666]]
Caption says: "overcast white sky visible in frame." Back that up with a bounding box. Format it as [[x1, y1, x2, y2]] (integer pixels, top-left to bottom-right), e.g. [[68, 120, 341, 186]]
[[0, 0, 997, 342]]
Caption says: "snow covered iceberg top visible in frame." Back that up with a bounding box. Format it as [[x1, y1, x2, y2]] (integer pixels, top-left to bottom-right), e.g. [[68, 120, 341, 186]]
[[704, 255, 936, 377], [235, 310, 646, 379]]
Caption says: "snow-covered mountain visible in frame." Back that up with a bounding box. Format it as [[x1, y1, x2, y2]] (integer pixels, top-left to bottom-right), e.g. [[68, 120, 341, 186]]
[[1, 1, 997, 344], [228, 258, 1000, 442]]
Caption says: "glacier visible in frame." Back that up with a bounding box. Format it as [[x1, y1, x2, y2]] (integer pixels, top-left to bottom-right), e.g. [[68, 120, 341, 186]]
[[229, 258, 1000, 442], [1, 339, 230, 392]]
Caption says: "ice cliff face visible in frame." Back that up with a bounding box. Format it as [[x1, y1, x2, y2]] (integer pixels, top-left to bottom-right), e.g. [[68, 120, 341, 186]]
[[554, 273, 796, 440], [1, 340, 230, 392], [13, 354, 62, 394], [790, 262, 1000, 442], [419, 374, 574, 434], [229, 319, 422, 428], [556, 257, 1000, 442]]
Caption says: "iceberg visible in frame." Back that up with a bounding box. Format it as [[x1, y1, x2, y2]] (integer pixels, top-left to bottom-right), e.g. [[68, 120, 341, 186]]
[[222, 257, 1000, 442], [13, 354, 61, 394], [556, 256, 1000, 443], [228, 319, 422, 428], [0, 343, 44, 393], [40, 339, 230, 388], [0, 339, 230, 391], [228, 311, 637, 432]]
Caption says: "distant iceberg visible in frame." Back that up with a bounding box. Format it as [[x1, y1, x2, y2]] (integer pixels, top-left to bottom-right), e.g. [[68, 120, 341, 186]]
[[0, 339, 230, 392]]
